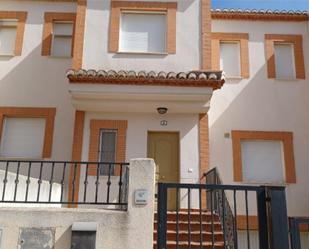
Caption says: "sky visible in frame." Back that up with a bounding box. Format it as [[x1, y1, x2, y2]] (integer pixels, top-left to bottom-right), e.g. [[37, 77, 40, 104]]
[[212, 0, 309, 11]]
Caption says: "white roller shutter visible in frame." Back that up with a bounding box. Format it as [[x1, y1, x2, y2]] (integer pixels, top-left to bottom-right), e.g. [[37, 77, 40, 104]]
[[0, 117, 46, 158], [119, 12, 167, 53], [241, 140, 285, 184], [220, 42, 241, 78], [274, 43, 295, 79], [0, 20, 18, 55]]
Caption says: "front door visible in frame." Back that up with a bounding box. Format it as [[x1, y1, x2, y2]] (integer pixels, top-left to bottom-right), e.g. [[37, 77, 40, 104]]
[[147, 132, 179, 210]]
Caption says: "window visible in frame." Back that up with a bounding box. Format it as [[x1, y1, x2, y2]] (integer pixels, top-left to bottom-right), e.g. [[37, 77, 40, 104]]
[[274, 43, 295, 79], [0, 11, 27, 56], [265, 34, 305, 79], [119, 12, 167, 53], [42, 12, 76, 57], [71, 222, 96, 249], [99, 129, 117, 175], [51, 21, 74, 57], [0, 20, 17, 55], [109, 1, 177, 54], [0, 117, 46, 158], [211, 33, 250, 78], [88, 120, 127, 176], [220, 41, 241, 77], [241, 140, 285, 183], [232, 130, 296, 184], [0, 107, 56, 158]]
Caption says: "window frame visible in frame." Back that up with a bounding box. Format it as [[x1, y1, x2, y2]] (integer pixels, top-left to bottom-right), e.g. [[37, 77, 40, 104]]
[[231, 130, 296, 184], [88, 120, 127, 176], [118, 10, 168, 54], [212, 32, 250, 79], [0, 107, 56, 159], [0, 11, 27, 56], [109, 1, 177, 54], [265, 34, 305, 80], [42, 12, 76, 57], [51, 21, 74, 58]]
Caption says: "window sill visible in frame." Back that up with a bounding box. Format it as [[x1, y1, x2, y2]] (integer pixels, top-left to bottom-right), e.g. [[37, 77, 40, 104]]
[[48, 55, 72, 59], [0, 54, 14, 58], [225, 76, 243, 80], [241, 181, 287, 186], [0, 156, 44, 161], [273, 77, 299, 81], [116, 51, 168, 56]]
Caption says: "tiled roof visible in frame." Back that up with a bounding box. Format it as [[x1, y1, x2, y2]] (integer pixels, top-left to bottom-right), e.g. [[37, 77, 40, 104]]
[[67, 69, 225, 90], [211, 9, 309, 21]]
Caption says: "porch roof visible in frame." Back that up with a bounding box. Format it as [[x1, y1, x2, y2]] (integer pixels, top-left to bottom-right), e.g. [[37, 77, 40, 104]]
[[66, 69, 225, 90]]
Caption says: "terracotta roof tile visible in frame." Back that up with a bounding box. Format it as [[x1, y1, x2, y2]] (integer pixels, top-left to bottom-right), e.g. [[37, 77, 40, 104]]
[[67, 69, 225, 90]]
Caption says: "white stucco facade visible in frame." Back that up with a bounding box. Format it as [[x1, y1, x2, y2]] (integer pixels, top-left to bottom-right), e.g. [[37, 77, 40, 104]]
[[210, 19, 309, 216]]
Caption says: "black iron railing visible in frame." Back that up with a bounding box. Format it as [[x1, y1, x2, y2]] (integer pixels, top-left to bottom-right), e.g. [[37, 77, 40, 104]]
[[0, 160, 129, 209], [157, 182, 270, 249], [203, 168, 236, 248]]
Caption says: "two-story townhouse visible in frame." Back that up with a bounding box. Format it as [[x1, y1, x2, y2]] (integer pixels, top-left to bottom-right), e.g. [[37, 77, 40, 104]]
[[0, 0, 308, 248], [209, 9, 309, 247]]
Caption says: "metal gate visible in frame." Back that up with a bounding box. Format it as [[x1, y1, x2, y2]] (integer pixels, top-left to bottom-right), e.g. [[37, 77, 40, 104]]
[[156, 182, 290, 249]]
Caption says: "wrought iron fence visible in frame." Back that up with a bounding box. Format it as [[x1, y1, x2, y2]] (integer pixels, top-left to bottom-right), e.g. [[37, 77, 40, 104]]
[[203, 168, 236, 248], [290, 217, 309, 249], [157, 182, 269, 249], [0, 160, 129, 209]]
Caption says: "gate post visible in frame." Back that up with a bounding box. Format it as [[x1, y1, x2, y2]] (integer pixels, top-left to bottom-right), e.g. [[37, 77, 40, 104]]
[[157, 183, 167, 249], [267, 186, 289, 249], [256, 188, 269, 249]]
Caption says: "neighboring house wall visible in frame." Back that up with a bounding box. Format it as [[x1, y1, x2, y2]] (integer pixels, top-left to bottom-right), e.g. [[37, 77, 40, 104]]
[[209, 19, 309, 216], [0, 1, 76, 161]]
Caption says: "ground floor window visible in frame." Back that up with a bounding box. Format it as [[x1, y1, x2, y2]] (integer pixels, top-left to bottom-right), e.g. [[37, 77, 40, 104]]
[[99, 129, 117, 175]]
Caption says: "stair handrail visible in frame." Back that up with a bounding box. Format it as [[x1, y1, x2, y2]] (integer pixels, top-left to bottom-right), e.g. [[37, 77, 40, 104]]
[[203, 167, 235, 248]]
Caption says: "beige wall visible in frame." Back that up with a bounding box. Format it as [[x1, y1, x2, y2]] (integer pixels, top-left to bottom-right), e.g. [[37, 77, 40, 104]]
[[210, 19, 309, 216], [0, 158, 155, 249], [0, 1, 77, 161], [83, 0, 202, 71]]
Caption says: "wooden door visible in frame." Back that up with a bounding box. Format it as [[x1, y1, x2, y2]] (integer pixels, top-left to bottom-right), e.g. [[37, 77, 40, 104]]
[[148, 132, 179, 210]]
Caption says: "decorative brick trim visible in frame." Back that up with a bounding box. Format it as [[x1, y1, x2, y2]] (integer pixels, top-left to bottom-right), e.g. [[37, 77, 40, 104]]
[[109, 1, 177, 54], [0, 11, 27, 56], [0, 107, 56, 158], [211, 12, 309, 22], [201, 0, 212, 70], [68, 111, 85, 206], [232, 130, 296, 184], [72, 0, 87, 69], [212, 33, 250, 78], [88, 119, 127, 176], [199, 113, 209, 208], [265, 34, 305, 79], [42, 12, 76, 56]]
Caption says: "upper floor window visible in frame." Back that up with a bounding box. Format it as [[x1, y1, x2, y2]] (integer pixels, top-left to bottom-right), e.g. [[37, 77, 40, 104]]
[[220, 41, 241, 78], [109, 1, 177, 54], [265, 34, 305, 80], [0, 11, 27, 56], [51, 21, 74, 57], [42, 12, 76, 57], [274, 43, 295, 79], [212, 33, 250, 79], [0, 20, 18, 56], [119, 12, 167, 54]]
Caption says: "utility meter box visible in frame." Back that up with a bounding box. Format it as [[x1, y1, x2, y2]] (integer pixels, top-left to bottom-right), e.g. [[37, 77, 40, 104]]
[[134, 189, 148, 205]]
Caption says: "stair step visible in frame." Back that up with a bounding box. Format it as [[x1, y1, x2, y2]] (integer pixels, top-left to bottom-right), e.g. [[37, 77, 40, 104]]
[[153, 230, 224, 242], [154, 212, 220, 222], [153, 241, 225, 249], [154, 221, 222, 232]]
